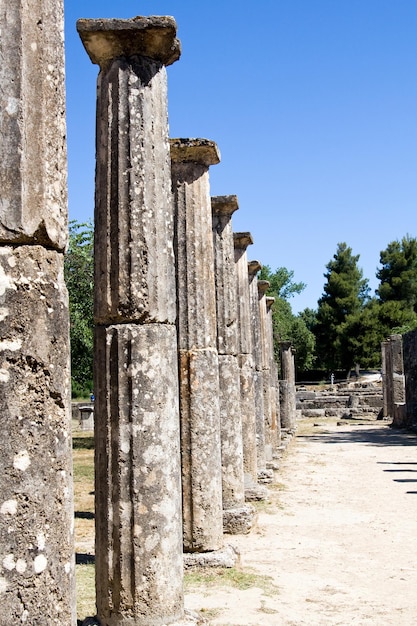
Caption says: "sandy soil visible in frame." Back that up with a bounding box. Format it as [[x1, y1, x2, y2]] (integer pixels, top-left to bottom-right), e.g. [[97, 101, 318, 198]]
[[185, 419, 417, 625]]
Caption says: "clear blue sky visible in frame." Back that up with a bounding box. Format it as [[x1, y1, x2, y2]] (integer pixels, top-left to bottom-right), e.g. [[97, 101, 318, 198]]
[[64, 1, 417, 314]]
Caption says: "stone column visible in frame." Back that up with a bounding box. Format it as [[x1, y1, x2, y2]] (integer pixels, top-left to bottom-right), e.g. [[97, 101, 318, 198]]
[[280, 340, 297, 432], [266, 297, 281, 450], [403, 329, 417, 429], [234, 235, 267, 501], [381, 340, 391, 419], [383, 334, 406, 428], [258, 282, 276, 468], [248, 263, 272, 484], [78, 17, 185, 626], [170, 139, 224, 554], [0, 2, 75, 623], [212, 196, 255, 535]]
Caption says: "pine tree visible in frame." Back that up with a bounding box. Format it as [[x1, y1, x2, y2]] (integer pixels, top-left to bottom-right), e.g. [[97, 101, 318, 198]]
[[314, 243, 369, 373], [377, 235, 417, 313]]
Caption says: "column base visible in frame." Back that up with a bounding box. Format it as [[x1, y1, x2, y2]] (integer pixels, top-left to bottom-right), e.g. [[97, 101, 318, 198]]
[[183, 544, 240, 570], [80, 610, 209, 626], [266, 460, 280, 471], [257, 468, 274, 484], [223, 504, 257, 535]]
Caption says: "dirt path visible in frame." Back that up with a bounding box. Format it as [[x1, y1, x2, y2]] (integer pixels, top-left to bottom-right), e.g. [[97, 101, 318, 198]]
[[185, 420, 417, 625]]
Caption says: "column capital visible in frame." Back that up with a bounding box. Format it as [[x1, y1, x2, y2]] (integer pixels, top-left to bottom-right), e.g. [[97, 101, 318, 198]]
[[77, 15, 181, 68], [234, 232, 253, 250], [266, 296, 275, 310], [258, 280, 270, 295], [211, 195, 239, 217], [170, 138, 220, 166], [248, 260, 262, 275]]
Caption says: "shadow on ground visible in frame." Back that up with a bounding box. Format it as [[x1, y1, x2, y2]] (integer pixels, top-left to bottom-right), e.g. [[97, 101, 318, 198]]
[[299, 425, 417, 447]]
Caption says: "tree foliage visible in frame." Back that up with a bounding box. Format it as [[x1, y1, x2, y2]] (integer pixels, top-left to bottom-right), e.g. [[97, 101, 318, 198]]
[[314, 243, 369, 373], [259, 265, 315, 371], [376, 235, 417, 313], [64, 220, 94, 398]]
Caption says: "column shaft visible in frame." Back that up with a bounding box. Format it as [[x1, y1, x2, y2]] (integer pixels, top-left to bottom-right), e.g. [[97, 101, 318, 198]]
[[212, 196, 245, 510], [0, 2, 75, 622], [171, 138, 223, 552], [234, 234, 257, 485], [248, 262, 266, 471], [78, 17, 183, 625]]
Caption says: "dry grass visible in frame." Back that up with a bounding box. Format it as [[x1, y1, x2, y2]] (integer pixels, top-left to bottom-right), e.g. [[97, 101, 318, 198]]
[[184, 567, 279, 597], [72, 428, 96, 621]]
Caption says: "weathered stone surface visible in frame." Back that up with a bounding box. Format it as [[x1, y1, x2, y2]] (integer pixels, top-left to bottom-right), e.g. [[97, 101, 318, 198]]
[[280, 380, 297, 431], [223, 504, 257, 535], [183, 544, 240, 570], [180, 349, 223, 552], [94, 323, 183, 625], [234, 233, 253, 356], [238, 353, 257, 482], [381, 334, 406, 424], [218, 355, 245, 508], [94, 55, 176, 325], [170, 138, 220, 167], [248, 262, 266, 470], [266, 297, 280, 449], [403, 328, 417, 427], [0, 2, 68, 250], [280, 342, 297, 431], [0, 245, 74, 623], [212, 195, 239, 356], [171, 138, 223, 555], [87, 18, 184, 623], [171, 139, 219, 350], [77, 15, 181, 68]]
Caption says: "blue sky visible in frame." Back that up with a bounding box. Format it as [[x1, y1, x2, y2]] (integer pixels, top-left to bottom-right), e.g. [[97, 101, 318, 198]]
[[64, 1, 417, 313]]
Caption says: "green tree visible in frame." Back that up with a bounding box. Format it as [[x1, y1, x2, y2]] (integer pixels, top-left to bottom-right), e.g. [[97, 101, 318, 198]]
[[64, 220, 94, 398], [259, 265, 315, 371], [314, 243, 369, 373], [376, 235, 417, 313]]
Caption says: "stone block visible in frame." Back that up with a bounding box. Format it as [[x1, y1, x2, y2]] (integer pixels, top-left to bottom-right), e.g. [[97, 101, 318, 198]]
[[0, 3, 67, 250], [218, 355, 245, 509], [94, 57, 176, 325], [94, 323, 183, 623], [179, 348, 223, 553], [0, 245, 74, 622], [223, 504, 257, 535]]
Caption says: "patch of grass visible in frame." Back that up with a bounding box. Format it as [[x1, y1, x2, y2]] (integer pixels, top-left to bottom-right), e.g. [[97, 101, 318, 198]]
[[184, 567, 279, 597], [198, 607, 223, 618], [258, 601, 279, 614], [76, 564, 96, 621], [73, 435, 95, 450]]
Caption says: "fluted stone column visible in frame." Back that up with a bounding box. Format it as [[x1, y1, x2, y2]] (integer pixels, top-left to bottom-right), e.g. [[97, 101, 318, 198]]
[[171, 139, 224, 554], [78, 17, 185, 626], [280, 340, 297, 432], [258, 281, 275, 467], [247, 262, 272, 484], [382, 334, 406, 427], [381, 340, 390, 419], [234, 235, 267, 501], [266, 297, 281, 450], [212, 196, 255, 535], [0, 3, 75, 623]]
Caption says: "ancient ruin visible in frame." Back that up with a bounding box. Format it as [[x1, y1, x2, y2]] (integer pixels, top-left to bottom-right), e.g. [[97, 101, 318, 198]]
[[234, 234, 267, 500], [403, 329, 417, 429], [0, 2, 76, 623], [381, 334, 406, 427], [170, 138, 224, 555], [78, 16, 186, 625], [212, 196, 255, 534], [279, 341, 297, 432]]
